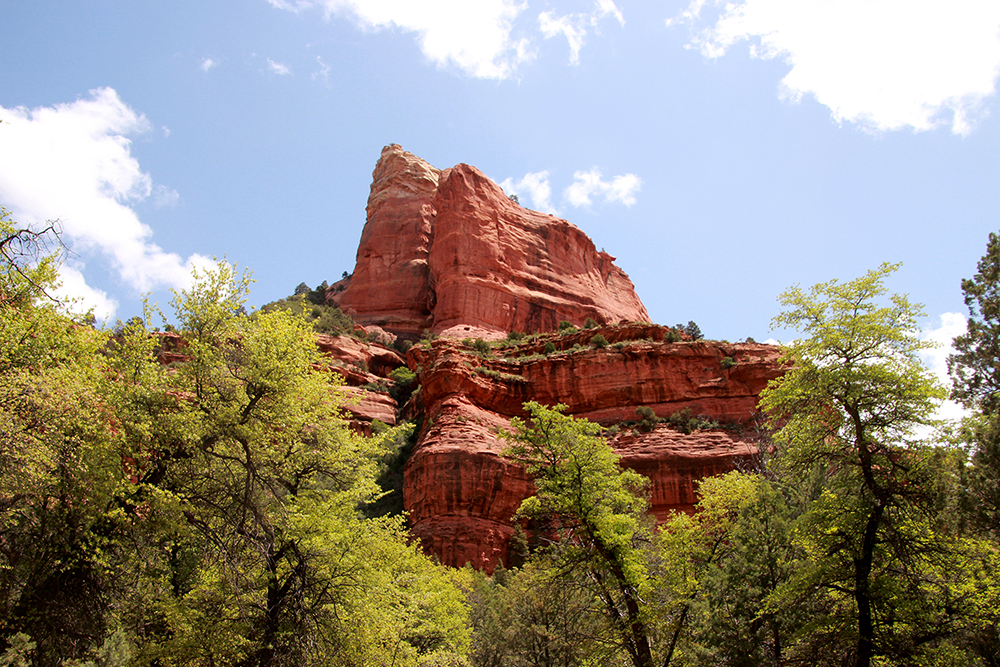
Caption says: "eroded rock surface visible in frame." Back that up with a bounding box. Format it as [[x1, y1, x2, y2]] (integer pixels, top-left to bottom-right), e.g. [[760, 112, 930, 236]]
[[330, 145, 650, 339], [403, 325, 784, 571], [313, 146, 786, 572]]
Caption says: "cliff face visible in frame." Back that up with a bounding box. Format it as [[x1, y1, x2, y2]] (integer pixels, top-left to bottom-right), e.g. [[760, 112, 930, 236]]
[[403, 325, 783, 570], [332, 148, 440, 335], [330, 145, 650, 340], [313, 146, 785, 572]]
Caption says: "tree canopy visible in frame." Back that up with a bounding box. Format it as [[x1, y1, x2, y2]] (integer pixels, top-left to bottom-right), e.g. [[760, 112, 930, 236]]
[[4, 203, 1000, 667], [0, 209, 470, 666]]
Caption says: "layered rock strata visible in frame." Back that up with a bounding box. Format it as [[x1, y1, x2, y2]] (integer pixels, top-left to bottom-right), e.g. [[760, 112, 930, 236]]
[[330, 145, 650, 339], [310, 146, 787, 573], [403, 324, 784, 571]]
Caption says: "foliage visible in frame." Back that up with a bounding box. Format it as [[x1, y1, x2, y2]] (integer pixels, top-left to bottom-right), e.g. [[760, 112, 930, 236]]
[[682, 321, 703, 341], [0, 218, 471, 666], [502, 402, 656, 667], [468, 338, 492, 355], [259, 289, 357, 336], [543, 341, 556, 355], [584, 317, 598, 329], [655, 472, 807, 666], [720, 356, 735, 369], [665, 409, 719, 434], [475, 367, 525, 383], [468, 562, 618, 667], [390, 365, 419, 404], [758, 263, 977, 667], [945, 232, 1000, 660], [948, 231, 1000, 539], [0, 209, 128, 664], [362, 421, 418, 519], [557, 320, 576, 334], [663, 328, 682, 343], [590, 333, 607, 349], [0, 207, 63, 308], [635, 406, 659, 432], [116, 262, 470, 665], [949, 231, 1000, 412]]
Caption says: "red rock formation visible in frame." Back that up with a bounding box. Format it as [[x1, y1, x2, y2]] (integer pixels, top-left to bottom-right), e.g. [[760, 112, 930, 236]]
[[333, 148, 439, 335], [613, 428, 759, 521], [314, 146, 788, 573], [330, 145, 650, 339], [403, 325, 784, 571], [314, 334, 406, 431]]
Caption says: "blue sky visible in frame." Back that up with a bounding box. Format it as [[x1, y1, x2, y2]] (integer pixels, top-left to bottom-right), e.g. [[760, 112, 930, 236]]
[[2, 0, 999, 384]]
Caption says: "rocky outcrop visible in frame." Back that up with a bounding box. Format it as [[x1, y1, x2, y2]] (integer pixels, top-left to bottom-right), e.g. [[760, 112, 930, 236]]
[[314, 334, 406, 431], [403, 324, 784, 571], [331, 148, 440, 335], [311, 146, 787, 573], [330, 145, 650, 340]]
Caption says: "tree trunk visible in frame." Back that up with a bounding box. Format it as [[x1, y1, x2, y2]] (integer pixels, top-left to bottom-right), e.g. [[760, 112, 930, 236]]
[[854, 503, 883, 667]]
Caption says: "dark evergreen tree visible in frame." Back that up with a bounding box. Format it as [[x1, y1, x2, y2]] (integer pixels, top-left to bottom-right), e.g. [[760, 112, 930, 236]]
[[949, 230, 1000, 539], [684, 321, 703, 341], [949, 231, 1000, 412]]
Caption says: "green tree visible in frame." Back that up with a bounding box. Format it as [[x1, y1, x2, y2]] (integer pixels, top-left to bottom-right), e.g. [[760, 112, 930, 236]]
[[502, 402, 654, 667], [468, 561, 616, 667], [110, 261, 469, 666], [949, 232, 1000, 412], [949, 231, 1000, 533], [0, 209, 136, 665], [946, 231, 1000, 661], [759, 263, 980, 666], [656, 472, 805, 667]]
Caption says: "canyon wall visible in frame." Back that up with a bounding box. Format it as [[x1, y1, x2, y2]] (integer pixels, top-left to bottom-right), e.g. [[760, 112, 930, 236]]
[[330, 145, 650, 340], [402, 325, 783, 570], [315, 146, 785, 571]]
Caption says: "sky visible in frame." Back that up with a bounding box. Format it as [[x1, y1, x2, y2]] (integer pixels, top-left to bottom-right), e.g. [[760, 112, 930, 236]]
[[2, 0, 999, 408]]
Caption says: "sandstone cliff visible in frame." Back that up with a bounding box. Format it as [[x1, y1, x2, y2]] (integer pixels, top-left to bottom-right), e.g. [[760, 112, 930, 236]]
[[403, 325, 783, 570], [313, 146, 785, 572], [330, 145, 650, 340]]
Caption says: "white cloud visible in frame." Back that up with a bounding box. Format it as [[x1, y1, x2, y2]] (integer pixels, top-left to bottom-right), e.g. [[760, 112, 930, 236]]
[[312, 55, 332, 83], [501, 171, 558, 214], [671, 0, 1000, 135], [53, 264, 118, 322], [564, 168, 641, 207], [201, 57, 218, 72], [153, 184, 180, 208], [539, 0, 625, 65], [0, 88, 210, 318], [267, 58, 292, 75], [920, 312, 968, 424], [267, 0, 533, 79]]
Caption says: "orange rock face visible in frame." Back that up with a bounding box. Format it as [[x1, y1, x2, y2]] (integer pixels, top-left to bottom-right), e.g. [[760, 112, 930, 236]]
[[403, 325, 784, 571], [314, 334, 406, 431], [331, 145, 650, 339], [332, 148, 439, 335], [313, 146, 787, 573]]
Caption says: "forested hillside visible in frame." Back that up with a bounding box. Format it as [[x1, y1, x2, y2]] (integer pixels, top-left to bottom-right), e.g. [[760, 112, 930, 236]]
[[2, 206, 999, 666]]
